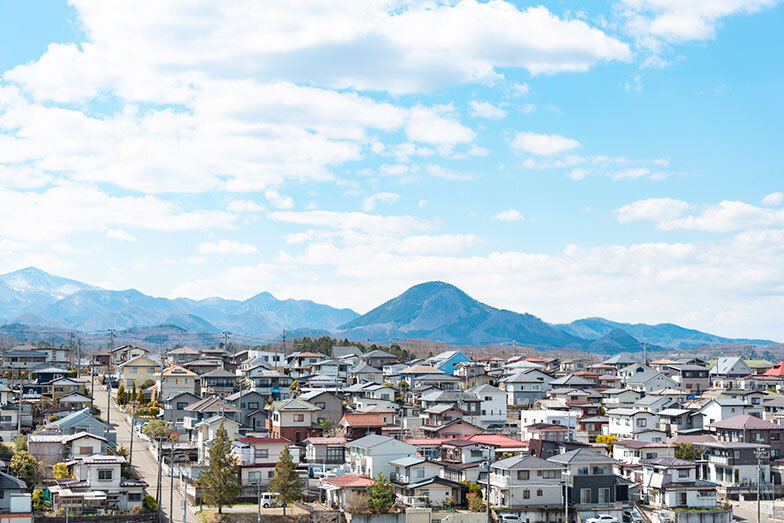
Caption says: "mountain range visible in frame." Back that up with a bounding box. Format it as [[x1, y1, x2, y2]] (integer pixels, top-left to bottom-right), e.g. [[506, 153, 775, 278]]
[[0, 267, 777, 351]]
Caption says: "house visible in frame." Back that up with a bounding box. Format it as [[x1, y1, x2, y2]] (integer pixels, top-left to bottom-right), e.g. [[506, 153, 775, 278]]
[[50, 455, 147, 512], [576, 416, 608, 443], [47, 408, 107, 438], [349, 364, 384, 385], [161, 391, 202, 430], [266, 398, 323, 443], [502, 369, 553, 406], [666, 364, 711, 393], [488, 455, 563, 513], [635, 395, 677, 414], [550, 374, 595, 390], [332, 346, 363, 359], [520, 409, 577, 439], [3, 348, 47, 370], [61, 432, 109, 462], [340, 414, 387, 441], [420, 419, 483, 439], [182, 358, 223, 376], [194, 416, 240, 462], [425, 351, 470, 376], [708, 414, 784, 459], [198, 368, 237, 396], [641, 458, 719, 509], [657, 408, 700, 437], [360, 350, 399, 369], [304, 437, 347, 465], [606, 408, 661, 440], [55, 392, 92, 411], [710, 357, 752, 378], [601, 388, 642, 408], [117, 355, 158, 390], [466, 384, 507, 427], [310, 359, 350, 381], [299, 390, 343, 426], [182, 397, 240, 433], [626, 370, 679, 393], [612, 440, 675, 465], [157, 365, 198, 400], [165, 346, 201, 365], [701, 441, 769, 497], [348, 435, 416, 479], [44, 378, 84, 399], [693, 398, 752, 429], [389, 456, 467, 508], [225, 390, 267, 428], [522, 423, 569, 442], [245, 369, 293, 400], [32, 365, 69, 384], [110, 345, 149, 366], [321, 475, 375, 509], [231, 436, 292, 486], [603, 355, 637, 371], [548, 448, 632, 522], [400, 365, 448, 388], [0, 470, 28, 514]]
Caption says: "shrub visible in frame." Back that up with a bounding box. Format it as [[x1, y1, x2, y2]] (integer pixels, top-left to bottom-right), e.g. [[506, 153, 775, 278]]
[[344, 491, 369, 513], [144, 495, 158, 511]]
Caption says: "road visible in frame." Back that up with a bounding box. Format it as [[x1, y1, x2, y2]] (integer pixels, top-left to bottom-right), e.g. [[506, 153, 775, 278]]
[[731, 500, 782, 523], [91, 378, 198, 523]]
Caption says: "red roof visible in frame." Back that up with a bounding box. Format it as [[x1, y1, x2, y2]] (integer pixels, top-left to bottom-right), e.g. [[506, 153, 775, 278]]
[[237, 437, 292, 444], [764, 362, 784, 376], [464, 434, 528, 447], [340, 414, 385, 427], [324, 475, 375, 488]]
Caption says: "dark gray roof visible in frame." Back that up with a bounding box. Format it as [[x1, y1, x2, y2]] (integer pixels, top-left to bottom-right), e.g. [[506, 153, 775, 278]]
[[492, 455, 562, 470], [547, 448, 616, 465], [641, 457, 695, 467], [0, 470, 26, 490]]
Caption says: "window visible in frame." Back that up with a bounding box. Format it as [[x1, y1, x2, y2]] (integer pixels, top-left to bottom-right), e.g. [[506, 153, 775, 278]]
[[580, 489, 591, 504], [414, 467, 425, 478], [592, 466, 605, 475], [128, 493, 142, 501], [541, 470, 558, 479], [517, 470, 529, 480], [294, 414, 305, 422], [268, 470, 275, 478], [98, 469, 113, 481], [678, 469, 689, 478], [598, 488, 610, 503], [471, 450, 484, 458], [418, 489, 430, 497], [316, 402, 326, 409], [249, 471, 261, 482], [578, 467, 589, 475], [249, 402, 259, 410], [255, 449, 269, 459], [177, 402, 188, 410], [537, 489, 543, 497], [523, 490, 530, 499], [636, 418, 647, 428], [78, 446, 92, 455]]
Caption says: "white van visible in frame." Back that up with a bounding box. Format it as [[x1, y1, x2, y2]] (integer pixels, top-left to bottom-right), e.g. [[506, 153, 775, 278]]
[[259, 492, 281, 508]]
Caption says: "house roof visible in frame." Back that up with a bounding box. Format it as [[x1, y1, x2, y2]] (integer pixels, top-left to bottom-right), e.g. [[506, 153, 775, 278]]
[[52, 408, 105, 428], [357, 405, 396, 414], [194, 415, 239, 429], [168, 346, 200, 355], [492, 455, 562, 470], [709, 414, 781, 430], [332, 346, 363, 358], [200, 368, 236, 378], [340, 414, 385, 427], [464, 433, 528, 448], [162, 365, 198, 376], [362, 350, 397, 359], [465, 384, 504, 394], [627, 370, 672, 385], [324, 475, 374, 488], [185, 396, 240, 413], [548, 447, 616, 465], [351, 363, 382, 374], [603, 355, 636, 365], [270, 398, 320, 412], [614, 440, 670, 449], [62, 431, 109, 444], [640, 457, 695, 467], [401, 365, 445, 375], [389, 456, 427, 468], [305, 437, 347, 445], [349, 434, 410, 449], [423, 404, 466, 415], [0, 470, 26, 490], [711, 357, 749, 375], [118, 354, 158, 368], [236, 437, 292, 444]]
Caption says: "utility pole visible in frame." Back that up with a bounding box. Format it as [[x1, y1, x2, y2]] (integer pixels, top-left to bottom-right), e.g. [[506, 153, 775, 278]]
[[156, 437, 164, 523], [257, 479, 261, 523], [759, 449, 762, 523], [90, 358, 95, 412], [484, 446, 491, 523], [182, 473, 188, 523], [68, 332, 75, 369], [169, 446, 174, 523], [16, 367, 22, 438], [563, 478, 569, 523], [282, 330, 287, 358], [129, 399, 136, 468], [642, 342, 649, 365], [222, 331, 231, 353], [76, 339, 81, 378], [107, 328, 115, 428]]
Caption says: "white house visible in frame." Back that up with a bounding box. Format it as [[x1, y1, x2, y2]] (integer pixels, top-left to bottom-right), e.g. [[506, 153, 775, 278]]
[[520, 409, 577, 439], [466, 384, 507, 426], [488, 455, 563, 509], [641, 458, 718, 510], [606, 408, 660, 440], [348, 434, 416, 479]]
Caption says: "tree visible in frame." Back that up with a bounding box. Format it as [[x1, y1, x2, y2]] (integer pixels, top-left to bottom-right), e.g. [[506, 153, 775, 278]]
[[318, 418, 336, 437], [136, 389, 146, 405], [10, 451, 41, 489], [196, 424, 241, 514], [117, 384, 127, 405], [595, 434, 617, 453], [366, 473, 395, 514], [32, 489, 49, 511], [142, 420, 172, 440], [14, 435, 27, 452], [53, 462, 72, 479], [268, 446, 304, 515], [675, 443, 701, 461], [467, 492, 485, 512]]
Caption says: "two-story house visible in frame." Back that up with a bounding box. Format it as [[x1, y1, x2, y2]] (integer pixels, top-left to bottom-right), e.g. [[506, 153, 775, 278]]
[[266, 398, 323, 443], [389, 456, 466, 507], [701, 441, 769, 498], [708, 414, 784, 459], [225, 389, 267, 429], [606, 408, 660, 440], [50, 454, 147, 512], [665, 364, 711, 393], [157, 365, 198, 400], [117, 355, 158, 390], [231, 436, 292, 486], [339, 414, 387, 441], [348, 435, 416, 479], [502, 369, 553, 407], [641, 458, 719, 510], [488, 455, 563, 512], [299, 390, 343, 426], [424, 351, 470, 376], [466, 384, 507, 427]]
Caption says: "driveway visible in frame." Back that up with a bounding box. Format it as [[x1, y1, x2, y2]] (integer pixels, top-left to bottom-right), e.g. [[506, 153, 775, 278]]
[[91, 378, 199, 523]]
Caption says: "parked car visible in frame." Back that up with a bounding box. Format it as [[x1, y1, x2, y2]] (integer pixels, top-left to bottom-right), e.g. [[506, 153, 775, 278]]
[[499, 514, 520, 522], [656, 511, 674, 523], [586, 516, 618, 523], [259, 492, 281, 508], [623, 509, 643, 523]]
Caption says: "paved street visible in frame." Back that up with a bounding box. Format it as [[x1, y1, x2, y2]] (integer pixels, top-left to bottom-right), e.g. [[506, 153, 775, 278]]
[[91, 378, 199, 523], [731, 500, 784, 523]]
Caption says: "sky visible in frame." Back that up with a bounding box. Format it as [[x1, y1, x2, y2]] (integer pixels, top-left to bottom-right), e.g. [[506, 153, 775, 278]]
[[0, 0, 783, 340]]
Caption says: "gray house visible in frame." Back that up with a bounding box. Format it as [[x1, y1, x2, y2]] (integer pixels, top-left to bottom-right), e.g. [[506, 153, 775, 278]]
[[0, 470, 26, 512], [47, 408, 107, 438], [503, 370, 553, 406], [162, 391, 202, 429], [299, 390, 343, 426], [226, 390, 267, 427]]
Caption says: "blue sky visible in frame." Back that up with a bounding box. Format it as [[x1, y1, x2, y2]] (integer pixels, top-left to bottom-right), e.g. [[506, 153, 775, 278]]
[[0, 0, 783, 339]]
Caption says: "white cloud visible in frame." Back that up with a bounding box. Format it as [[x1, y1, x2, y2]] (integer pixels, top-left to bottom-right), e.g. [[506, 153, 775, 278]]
[[469, 101, 507, 120], [520, 104, 536, 114], [107, 228, 136, 241], [267, 210, 434, 237], [0, 185, 235, 241], [264, 189, 295, 210], [618, 0, 780, 44], [762, 192, 784, 207], [198, 240, 258, 254], [425, 165, 476, 181], [362, 192, 400, 211], [227, 200, 264, 213], [610, 167, 651, 180], [511, 132, 581, 156], [510, 83, 530, 96], [615, 197, 784, 232], [405, 106, 475, 146], [493, 209, 525, 221], [418, 199, 427, 208]]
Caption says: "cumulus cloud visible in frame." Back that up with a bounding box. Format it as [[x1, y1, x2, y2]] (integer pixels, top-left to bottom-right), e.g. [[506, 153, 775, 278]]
[[493, 209, 525, 221], [362, 192, 400, 211], [615, 197, 784, 232], [227, 200, 264, 213], [469, 101, 507, 120], [511, 132, 581, 156], [762, 192, 784, 207], [198, 240, 258, 254], [264, 190, 295, 210], [107, 229, 136, 241]]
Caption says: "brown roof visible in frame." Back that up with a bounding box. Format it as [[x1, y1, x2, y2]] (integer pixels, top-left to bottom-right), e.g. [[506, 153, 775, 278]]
[[340, 414, 385, 427], [324, 475, 374, 488], [305, 437, 347, 445]]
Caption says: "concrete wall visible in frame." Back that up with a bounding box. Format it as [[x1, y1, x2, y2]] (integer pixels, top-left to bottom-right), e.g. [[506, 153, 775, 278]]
[[673, 509, 732, 523]]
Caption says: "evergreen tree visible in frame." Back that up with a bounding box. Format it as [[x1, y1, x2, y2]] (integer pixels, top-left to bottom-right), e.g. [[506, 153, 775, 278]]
[[52, 462, 71, 479], [196, 424, 241, 514], [131, 382, 137, 403], [269, 446, 304, 515], [136, 389, 146, 405], [116, 384, 127, 405], [10, 451, 41, 489], [14, 435, 27, 452], [366, 473, 395, 514]]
